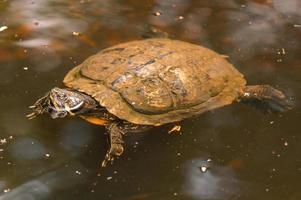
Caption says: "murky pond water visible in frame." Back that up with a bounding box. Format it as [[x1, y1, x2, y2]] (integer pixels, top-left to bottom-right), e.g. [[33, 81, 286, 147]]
[[0, 0, 301, 199]]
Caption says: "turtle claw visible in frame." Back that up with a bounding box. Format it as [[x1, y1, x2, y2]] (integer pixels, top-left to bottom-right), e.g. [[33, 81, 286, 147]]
[[27, 94, 50, 119], [101, 154, 114, 167], [101, 144, 124, 167], [26, 105, 43, 119], [26, 112, 38, 119]]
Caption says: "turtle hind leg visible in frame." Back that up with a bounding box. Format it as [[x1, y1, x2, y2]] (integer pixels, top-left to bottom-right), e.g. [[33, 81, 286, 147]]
[[240, 85, 293, 112]]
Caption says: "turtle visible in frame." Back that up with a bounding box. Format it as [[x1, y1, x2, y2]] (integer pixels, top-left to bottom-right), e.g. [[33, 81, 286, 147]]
[[27, 38, 292, 167]]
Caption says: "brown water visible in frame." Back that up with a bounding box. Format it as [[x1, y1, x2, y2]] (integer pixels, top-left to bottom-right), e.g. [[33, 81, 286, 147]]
[[0, 0, 301, 199]]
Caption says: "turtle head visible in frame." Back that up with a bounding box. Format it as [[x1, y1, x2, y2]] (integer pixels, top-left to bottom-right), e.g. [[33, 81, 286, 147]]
[[27, 87, 85, 119]]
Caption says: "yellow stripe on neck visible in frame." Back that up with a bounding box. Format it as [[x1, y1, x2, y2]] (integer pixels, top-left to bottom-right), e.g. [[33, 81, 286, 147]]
[[80, 115, 109, 126]]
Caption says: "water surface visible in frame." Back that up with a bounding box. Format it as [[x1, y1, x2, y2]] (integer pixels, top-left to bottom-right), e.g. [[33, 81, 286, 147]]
[[0, 0, 301, 199]]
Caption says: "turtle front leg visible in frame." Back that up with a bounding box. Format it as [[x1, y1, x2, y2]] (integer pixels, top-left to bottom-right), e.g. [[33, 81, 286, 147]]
[[101, 122, 152, 167], [240, 85, 293, 112], [102, 123, 125, 167]]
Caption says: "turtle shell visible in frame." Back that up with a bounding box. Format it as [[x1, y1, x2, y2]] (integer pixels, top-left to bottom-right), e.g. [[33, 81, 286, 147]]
[[63, 39, 246, 125]]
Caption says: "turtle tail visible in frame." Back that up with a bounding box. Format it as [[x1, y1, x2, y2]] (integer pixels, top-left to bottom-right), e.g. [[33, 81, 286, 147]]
[[240, 85, 293, 112]]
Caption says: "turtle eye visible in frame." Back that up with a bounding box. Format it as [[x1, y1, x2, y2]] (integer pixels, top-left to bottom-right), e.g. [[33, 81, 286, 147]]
[[47, 107, 54, 113]]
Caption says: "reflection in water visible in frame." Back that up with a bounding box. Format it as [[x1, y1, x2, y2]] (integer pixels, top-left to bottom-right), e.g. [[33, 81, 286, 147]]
[[150, 0, 190, 26], [216, 2, 297, 61], [183, 158, 248, 200], [183, 7, 212, 42], [9, 137, 47, 160], [0, 162, 87, 200], [59, 121, 94, 156], [9, 0, 89, 42], [273, 0, 301, 16], [0, 181, 6, 193]]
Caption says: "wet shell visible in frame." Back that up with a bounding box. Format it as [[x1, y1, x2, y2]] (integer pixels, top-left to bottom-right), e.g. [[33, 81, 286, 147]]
[[63, 38, 246, 125]]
